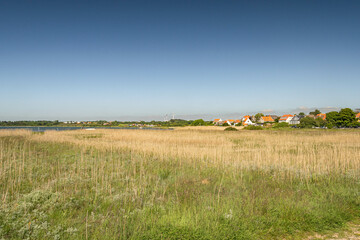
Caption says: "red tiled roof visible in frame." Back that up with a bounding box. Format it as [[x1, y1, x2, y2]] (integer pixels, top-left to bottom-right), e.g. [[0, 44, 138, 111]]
[[242, 117, 251, 125], [261, 116, 274, 122], [316, 113, 326, 120], [279, 114, 294, 121]]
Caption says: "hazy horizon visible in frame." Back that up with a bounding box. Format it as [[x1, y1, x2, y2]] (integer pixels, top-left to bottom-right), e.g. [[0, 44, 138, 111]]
[[0, 106, 350, 122], [1, 1, 360, 121]]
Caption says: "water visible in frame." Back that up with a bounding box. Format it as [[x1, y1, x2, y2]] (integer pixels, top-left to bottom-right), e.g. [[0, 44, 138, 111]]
[[0, 126, 173, 132]]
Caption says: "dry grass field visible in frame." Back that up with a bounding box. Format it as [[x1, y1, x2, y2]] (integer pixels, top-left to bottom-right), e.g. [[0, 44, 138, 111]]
[[0, 128, 359, 239], [23, 128, 360, 178]]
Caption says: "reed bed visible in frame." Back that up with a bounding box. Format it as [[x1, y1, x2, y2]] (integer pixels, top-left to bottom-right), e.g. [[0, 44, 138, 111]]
[[19, 129, 360, 178], [0, 129, 359, 239]]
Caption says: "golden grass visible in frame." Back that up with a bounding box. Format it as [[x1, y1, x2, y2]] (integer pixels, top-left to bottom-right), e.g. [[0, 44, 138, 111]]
[[173, 126, 244, 131], [1, 128, 360, 239], [1, 128, 359, 179]]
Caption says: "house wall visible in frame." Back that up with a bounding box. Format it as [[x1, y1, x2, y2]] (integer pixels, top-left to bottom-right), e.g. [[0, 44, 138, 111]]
[[243, 119, 253, 125], [279, 117, 293, 123], [290, 119, 300, 125]]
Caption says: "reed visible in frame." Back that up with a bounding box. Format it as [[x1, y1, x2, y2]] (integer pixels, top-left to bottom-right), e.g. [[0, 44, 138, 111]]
[[18, 129, 360, 178], [0, 129, 359, 239]]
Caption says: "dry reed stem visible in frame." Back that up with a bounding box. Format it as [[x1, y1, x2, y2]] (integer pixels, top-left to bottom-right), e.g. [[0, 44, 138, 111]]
[[1, 129, 359, 180]]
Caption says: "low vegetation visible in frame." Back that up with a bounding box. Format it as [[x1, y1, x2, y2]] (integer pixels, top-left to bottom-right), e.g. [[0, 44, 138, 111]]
[[0, 119, 214, 128], [244, 125, 263, 130], [224, 127, 238, 131], [0, 129, 359, 239], [272, 122, 290, 129]]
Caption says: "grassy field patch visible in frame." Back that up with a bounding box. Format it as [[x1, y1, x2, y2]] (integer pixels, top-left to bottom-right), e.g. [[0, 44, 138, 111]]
[[0, 129, 359, 239]]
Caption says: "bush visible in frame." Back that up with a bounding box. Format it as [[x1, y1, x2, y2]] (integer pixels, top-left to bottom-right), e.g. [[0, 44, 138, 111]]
[[0, 190, 77, 239], [315, 117, 326, 127], [326, 123, 334, 129], [222, 122, 230, 126], [224, 127, 238, 131], [244, 125, 262, 130], [348, 121, 360, 128], [299, 117, 317, 128], [191, 119, 206, 126], [272, 122, 290, 128]]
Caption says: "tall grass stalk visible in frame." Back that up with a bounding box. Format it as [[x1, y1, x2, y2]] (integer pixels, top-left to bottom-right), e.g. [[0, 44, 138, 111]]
[[0, 129, 359, 239]]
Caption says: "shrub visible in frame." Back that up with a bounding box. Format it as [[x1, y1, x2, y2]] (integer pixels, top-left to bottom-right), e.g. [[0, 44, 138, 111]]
[[299, 117, 317, 128], [191, 119, 206, 126], [0, 190, 77, 239], [272, 122, 290, 128], [222, 122, 230, 126], [244, 125, 262, 130], [315, 117, 326, 127], [224, 127, 238, 131], [348, 121, 360, 128]]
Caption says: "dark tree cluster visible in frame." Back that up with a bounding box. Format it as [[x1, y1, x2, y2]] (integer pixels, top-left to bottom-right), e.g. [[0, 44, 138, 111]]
[[299, 108, 360, 128], [0, 120, 60, 126]]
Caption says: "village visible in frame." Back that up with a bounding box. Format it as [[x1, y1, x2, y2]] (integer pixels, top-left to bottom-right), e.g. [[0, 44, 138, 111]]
[[213, 110, 360, 127]]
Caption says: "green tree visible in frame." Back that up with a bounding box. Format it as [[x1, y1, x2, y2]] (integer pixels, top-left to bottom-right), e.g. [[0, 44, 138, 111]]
[[299, 117, 317, 128], [309, 109, 321, 115], [191, 119, 206, 126], [254, 113, 264, 122], [315, 117, 326, 127], [205, 121, 214, 126], [298, 112, 305, 116], [326, 111, 340, 126], [337, 108, 356, 127]]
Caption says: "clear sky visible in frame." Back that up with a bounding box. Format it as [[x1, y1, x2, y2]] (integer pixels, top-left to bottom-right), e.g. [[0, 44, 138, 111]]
[[1, 0, 359, 121]]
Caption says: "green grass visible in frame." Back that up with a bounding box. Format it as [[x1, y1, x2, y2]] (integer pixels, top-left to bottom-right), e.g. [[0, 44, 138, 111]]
[[0, 136, 359, 239]]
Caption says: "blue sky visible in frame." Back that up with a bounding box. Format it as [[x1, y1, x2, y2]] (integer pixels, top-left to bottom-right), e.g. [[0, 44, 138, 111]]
[[1, 0, 359, 121]]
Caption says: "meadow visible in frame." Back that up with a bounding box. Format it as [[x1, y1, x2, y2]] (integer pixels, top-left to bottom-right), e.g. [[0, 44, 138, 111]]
[[0, 128, 359, 239]]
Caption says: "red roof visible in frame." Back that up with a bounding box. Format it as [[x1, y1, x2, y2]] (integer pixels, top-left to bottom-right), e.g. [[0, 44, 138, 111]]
[[316, 113, 326, 120], [356, 113, 360, 118], [242, 117, 251, 125], [261, 116, 274, 122], [279, 114, 294, 121]]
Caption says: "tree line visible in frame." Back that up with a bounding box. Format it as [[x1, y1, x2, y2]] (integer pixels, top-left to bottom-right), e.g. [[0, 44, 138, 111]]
[[299, 108, 360, 128], [0, 120, 61, 126]]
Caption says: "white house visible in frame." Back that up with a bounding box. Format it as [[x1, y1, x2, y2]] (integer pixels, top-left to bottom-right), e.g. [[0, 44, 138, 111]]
[[242, 116, 253, 126], [289, 115, 305, 125], [213, 118, 223, 125], [279, 114, 294, 123]]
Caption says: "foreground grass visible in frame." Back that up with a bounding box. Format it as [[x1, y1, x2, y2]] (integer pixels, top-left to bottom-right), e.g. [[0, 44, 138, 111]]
[[0, 131, 359, 239]]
